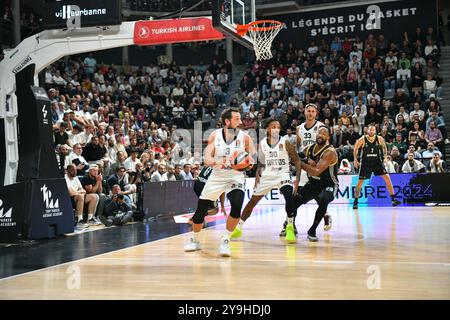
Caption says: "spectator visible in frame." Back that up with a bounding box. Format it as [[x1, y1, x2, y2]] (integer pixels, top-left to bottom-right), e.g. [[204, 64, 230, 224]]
[[65, 164, 99, 231], [107, 166, 136, 199], [401, 153, 425, 173], [180, 164, 193, 180], [428, 153, 446, 173], [409, 102, 425, 121], [396, 61, 411, 90], [384, 154, 399, 173], [69, 143, 90, 175], [404, 145, 422, 159], [422, 142, 442, 159], [80, 165, 106, 224], [425, 121, 443, 147], [423, 73, 437, 99], [54, 122, 69, 147], [392, 133, 408, 155], [82, 136, 108, 169], [151, 164, 167, 182], [124, 149, 141, 173], [102, 185, 133, 227]]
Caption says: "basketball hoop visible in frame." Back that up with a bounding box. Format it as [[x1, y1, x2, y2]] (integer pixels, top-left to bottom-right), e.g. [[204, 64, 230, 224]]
[[236, 20, 284, 61]]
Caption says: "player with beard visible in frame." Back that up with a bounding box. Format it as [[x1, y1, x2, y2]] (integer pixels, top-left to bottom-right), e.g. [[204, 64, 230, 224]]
[[292, 126, 338, 242], [184, 108, 256, 257], [280, 103, 331, 237], [353, 125, 401, 209]]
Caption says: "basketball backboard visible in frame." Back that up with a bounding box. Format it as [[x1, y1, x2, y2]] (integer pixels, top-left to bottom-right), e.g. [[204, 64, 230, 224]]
[[212, 0, 255, 49]]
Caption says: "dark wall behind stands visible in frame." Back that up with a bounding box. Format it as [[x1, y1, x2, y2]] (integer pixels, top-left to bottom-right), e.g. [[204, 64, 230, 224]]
[[273, 0, 438, 48], [69, 43, 226, 68]]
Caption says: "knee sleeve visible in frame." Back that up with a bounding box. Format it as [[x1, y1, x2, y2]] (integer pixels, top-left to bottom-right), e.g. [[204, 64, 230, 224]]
[[227, 189, 245, 219], [316, 191, 333, 215], [280, 185, 296, 218], [192, 199, 211, 224]]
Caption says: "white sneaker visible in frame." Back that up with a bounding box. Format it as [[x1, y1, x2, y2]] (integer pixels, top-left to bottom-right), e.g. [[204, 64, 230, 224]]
[[219, 239, 231, 257], [184, 238, 201, 252]]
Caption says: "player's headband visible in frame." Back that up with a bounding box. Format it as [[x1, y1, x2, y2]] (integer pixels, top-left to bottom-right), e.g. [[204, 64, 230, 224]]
[[305, 103, 318, 110]]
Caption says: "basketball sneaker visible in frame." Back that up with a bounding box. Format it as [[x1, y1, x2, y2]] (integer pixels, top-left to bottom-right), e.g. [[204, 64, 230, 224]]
[[392, 199, 401, 207], [285, 223, 296, 243], [184, 238, 201, 252], [98, 215, 113, 227], [279, 220, 298, 237], [352, 199, 358, 210], [219, 238, 231, 257], [324, 214, 332, 231], [75, 219, 89, 231], [307, 231, 318, 242], [230, 227, 242, 239]]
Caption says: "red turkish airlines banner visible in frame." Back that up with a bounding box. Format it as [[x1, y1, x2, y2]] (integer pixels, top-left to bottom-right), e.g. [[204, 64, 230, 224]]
[[133, 17, 224, 46]]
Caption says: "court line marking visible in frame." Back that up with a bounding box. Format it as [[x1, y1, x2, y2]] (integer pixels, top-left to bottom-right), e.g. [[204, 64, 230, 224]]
[[1, 206, 447, 282], [0, 223, 216, 283]]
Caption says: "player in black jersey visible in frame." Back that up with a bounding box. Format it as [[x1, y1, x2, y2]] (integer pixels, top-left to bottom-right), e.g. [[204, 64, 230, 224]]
[[292, 126, 339, 242], [353, 125, 401, 209]]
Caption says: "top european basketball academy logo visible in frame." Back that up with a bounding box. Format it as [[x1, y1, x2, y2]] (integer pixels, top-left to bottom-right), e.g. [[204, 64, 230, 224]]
[[40, 185, 63, 218], [0, 198, 15, 227]]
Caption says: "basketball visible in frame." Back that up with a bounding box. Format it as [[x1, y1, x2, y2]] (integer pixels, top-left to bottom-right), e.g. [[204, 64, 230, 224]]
[[231, 150, 254, 171]]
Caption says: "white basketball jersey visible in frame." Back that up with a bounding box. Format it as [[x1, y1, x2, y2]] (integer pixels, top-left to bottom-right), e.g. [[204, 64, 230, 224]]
[[297, 120, 324, 152], [213, 128, 247, 176], [260, 136, 290, 177]]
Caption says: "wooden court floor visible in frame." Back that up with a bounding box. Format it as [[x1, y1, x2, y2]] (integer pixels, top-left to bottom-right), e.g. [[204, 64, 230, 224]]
[[0, 205, 449, 300]]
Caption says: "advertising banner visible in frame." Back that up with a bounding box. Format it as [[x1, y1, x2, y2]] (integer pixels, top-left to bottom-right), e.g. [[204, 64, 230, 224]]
[[134, 17, 224, 46], [41, 0, 122, 29], [274, 0, 438, 48]]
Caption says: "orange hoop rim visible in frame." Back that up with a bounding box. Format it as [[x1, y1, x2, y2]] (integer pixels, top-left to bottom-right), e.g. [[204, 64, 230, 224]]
[[236, 20, 283, 37]]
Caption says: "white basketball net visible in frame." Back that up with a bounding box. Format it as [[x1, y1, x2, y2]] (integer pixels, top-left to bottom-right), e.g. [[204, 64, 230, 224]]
[[246, 21, 283, 61]]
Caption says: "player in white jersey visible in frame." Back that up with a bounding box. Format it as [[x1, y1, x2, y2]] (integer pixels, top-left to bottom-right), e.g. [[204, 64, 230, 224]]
[[184, 108, 256, 257], [230, 119, 302, 243], [279, 104, 331, 236]]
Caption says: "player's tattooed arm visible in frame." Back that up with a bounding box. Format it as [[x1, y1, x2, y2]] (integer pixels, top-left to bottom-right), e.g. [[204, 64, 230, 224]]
[[296, 126, 302, 149], [353, 136, 364, 168], [378, 136, 388, 162], [300, 149, 338, 177], [285, 141, 301, 194]]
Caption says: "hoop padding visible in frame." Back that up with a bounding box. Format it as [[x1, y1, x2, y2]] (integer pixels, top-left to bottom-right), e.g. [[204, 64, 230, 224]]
[[237, 20, 283, 61]]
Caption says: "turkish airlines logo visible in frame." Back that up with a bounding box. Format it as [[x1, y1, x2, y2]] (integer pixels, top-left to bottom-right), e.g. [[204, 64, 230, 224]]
[[138, 26, 150, 39]]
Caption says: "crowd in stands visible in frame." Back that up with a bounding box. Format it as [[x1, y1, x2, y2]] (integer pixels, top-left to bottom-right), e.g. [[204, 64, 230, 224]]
[[237, 26, 448, 175], [11, 20, 447, 229], [47, 51, 233, 229]]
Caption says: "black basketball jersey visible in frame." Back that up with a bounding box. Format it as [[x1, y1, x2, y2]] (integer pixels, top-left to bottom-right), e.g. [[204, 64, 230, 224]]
[[198, 166, 213, 184], [361, 135, 383, 167], [305, 144, 338, 187]]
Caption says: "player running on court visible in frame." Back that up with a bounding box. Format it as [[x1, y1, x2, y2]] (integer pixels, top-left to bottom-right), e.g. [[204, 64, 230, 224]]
[[230, 119, 302, 243], [184, 108, 255, 257]]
